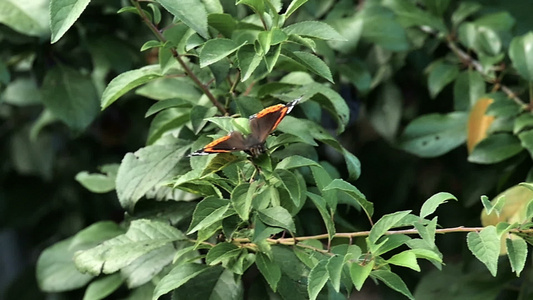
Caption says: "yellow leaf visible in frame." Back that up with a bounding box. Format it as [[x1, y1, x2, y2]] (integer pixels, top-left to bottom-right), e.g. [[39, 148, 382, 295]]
[[467, 97, 495, 153]]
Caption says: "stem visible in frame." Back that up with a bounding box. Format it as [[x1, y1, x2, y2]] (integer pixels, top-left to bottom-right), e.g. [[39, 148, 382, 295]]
[[132, 0, 227, 115], [232, 226, 533, 247]]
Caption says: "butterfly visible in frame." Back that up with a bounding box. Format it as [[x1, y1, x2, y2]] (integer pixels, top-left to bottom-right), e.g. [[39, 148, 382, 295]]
[[190, 97, 302, 157]]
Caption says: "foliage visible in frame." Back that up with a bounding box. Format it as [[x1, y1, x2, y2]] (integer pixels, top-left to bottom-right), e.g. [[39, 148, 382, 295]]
[[3, 0, 533, 299]]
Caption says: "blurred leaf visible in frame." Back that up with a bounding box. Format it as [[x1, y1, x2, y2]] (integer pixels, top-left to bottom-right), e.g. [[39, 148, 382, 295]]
[[519, 129, 533, 160], [382, 0, 447, 32], [37, 238, 94, 292], [372, 270, 414, 300], [37, 222, 124, 292], [208, 13, 237, 37], [327, 15, 363, 53], [368, 82, 402, 141], [468, 133, 523, 164], [451, 2, 481, 26], [506, 237, 527, 276], [0, 0, 50, 37], [427, 60, 460, 98], [360, 6, 409, 51], [1, 77, 41, 106], [152, 263, 207, 300], [50, 0, 90, 43], [453, 70, 485, 111], [41, 65, 99, 131], [83, 273, 124, 300], [157, 0, 209, 38], [307, 260, 328, 300], [467, 98, 495, 153], [338, 60, 372, 94], [398, 112, 468, 158], [122, 244, 176, 288], [116, 144, 189, 211], [420, 192, 458, 219], [75, 165, 118, 193], [101, 65, 163, 109], [514, 113, 533, 134], [473, 12, 515, 32], [74, 220, 186, 275], [509, 32, 533, 81]]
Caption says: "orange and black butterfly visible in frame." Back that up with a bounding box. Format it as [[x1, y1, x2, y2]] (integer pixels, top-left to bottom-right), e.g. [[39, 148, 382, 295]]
[[190, 97, 302, 157]]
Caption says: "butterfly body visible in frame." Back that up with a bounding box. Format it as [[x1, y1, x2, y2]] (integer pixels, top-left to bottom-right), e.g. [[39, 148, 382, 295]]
[[190, 97, 301, 157]]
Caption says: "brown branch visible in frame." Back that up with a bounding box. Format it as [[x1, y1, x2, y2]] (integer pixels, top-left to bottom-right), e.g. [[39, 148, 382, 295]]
[[132, 0, 227, 115]]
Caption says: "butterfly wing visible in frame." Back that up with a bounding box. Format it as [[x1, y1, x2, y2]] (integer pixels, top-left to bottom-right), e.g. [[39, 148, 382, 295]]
[[189, 131, 247, 156], [248, 97, 302, 142]]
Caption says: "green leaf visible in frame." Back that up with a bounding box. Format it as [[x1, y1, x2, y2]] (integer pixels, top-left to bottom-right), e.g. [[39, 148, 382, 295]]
[[398, 112, 468, 158], [1, 77, 41, 106], [386, 250, 420, 272], [360, 7, 409, 51], [74, 220, 186, 275], [75, 165, 118, 193], [519, 130, 533, 160], [41, 65, 99, 131], [200, 39, 243, 67], [238, 45, 262, 82], [382, 0, 447, 32], [50, 0, 90, 43], [514, 113, 533, 134], [36, 238, 94, 292], [231, 182, 258, 221], [83, 274, 124, 300], [338, 60, 372, 94], [205, 242, 241, 265], [152, 263, 207, 300], [37, 222, 123, 292], [368, 82, 402, 141], [506, 237, 528, 276], [451, 2, 481, 26], [284, 51, 333, 83], [187, 198, 230, 234], [414, 217, 437, 248], [0, 0, 50, 37], [256, 253, 281, 291], [285, 0, 309, 17], [276, 155, 320, 170], [116, 144, 189, 211], [468, 133, 523, 164], [427, 60, 460, 98], [274, 169, 302, 207], [101, 65, 163, 109], [509, 32, 533, 81], [307, 192, 336, 240], [283, 21, 346, 41], [350, 260, 374, 291], [326, 255, 344, 292], [257, 207, 296, 233], [466, 226, 500, 276], [122, 244, 177, 288], [373, 234, 411, 256], [237, 0, 265, 14], [453, 70, 486, 111], [208, 13, 237, 38], [369, 210, 412, 245], [323, 179, 374, 220], [157, 0, 209, 39], [308, 259, 328, 300], [420, 192, 458, 219], [372, 270, 414, 300], [327, 15, 363, 53]]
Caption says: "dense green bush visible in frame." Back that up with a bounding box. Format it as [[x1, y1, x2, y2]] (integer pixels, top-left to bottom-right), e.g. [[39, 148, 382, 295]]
[[2, 0, 533, 299]]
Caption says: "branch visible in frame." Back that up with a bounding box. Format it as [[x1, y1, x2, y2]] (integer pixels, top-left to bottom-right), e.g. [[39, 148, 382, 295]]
[[232, 226, 533, 247], [132, 0, 227, 115]]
